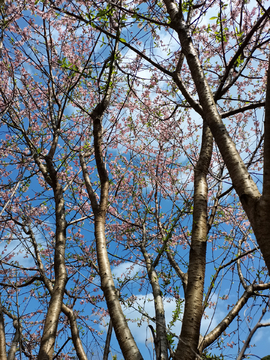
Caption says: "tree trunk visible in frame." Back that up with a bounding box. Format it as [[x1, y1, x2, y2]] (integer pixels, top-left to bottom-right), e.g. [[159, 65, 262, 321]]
[[0, 299, 7, 360], [174, 124, 213, 360], [142, 237, 168, 360], [38, 163, 67, 360]]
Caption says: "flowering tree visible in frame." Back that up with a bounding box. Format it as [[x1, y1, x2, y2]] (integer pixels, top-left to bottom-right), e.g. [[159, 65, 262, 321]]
[[0, 0, 270, 360]]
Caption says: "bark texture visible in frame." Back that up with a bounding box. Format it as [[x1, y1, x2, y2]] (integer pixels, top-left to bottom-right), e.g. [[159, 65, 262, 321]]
[[7, 319, 21, 360], [38, 159, 67, 360], [80, 43, 144, 359], [142, 232, 168, 360], [95, 218, 143, 360], [84, 111, 143, 358], [257, 54, 270, 274], [173, 124, 213, 360], [0, 300, 7, 360], [28, 225, 87, 360]]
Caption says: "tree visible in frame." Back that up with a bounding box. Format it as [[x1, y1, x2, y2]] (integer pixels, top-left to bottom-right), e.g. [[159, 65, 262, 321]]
[[0, 0, 270, 360]]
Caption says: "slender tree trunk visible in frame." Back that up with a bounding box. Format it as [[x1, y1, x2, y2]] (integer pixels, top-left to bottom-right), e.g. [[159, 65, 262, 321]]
[[141, 236, 168, 360], [7, 319, 21, 360], [27, 225, 87, 360], [95, 217, 143, 360], [78, 40, 144, 359], [103, 318, 113, 360], [38, 162, 67, 360], [174, 124, 213, 360], [256, 55, 270, 273], [0, 298, 7, 360], [61, 305, 88, 360]]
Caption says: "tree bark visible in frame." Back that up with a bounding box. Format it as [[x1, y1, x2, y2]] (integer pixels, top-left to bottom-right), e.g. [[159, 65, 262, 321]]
[[38, 160, 67, 360], [80, 45, 143, 359], [256, 55, 270, 275], [163, 0, 270, 276], [103, 318, 113, 360], [174, 124, 213, 360], [141, 229, 168, 360], [0, 298, 7, 360], [7, 318, 21, 360], [28, 225, 87, 360], [96, 217, 143, 360]]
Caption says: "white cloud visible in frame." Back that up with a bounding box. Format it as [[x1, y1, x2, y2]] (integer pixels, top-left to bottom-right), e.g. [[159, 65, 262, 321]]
[[112, 261, 143, 282], [122, 294, 183, 343]]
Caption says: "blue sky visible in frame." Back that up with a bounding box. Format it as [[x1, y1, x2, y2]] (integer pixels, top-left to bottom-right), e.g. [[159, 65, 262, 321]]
[[0, 1, 270, 359]]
